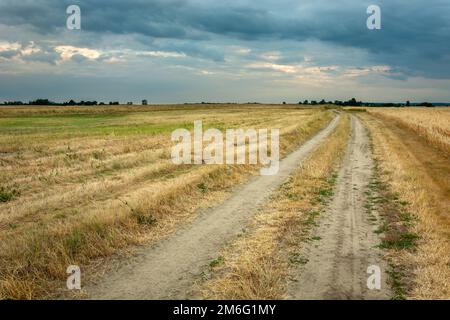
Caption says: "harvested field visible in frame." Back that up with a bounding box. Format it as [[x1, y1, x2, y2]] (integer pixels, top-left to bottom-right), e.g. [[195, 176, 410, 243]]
[[0, 104, 332, 299]]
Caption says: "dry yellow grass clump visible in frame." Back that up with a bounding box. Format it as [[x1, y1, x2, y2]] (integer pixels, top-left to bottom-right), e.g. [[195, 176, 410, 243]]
[[200, 115, 350, 299], [0, 104, 332, 299], [360, 113, 450, 299], [366, 107, 450, 154]]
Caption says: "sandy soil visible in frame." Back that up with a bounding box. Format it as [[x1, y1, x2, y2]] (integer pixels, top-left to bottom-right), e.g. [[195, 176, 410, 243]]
[[85, 116, 341, 299], [287, 115, 391, 300]]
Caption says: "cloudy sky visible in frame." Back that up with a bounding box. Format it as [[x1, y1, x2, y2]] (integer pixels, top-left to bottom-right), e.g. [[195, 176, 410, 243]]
[[0, 0, 449, 103]]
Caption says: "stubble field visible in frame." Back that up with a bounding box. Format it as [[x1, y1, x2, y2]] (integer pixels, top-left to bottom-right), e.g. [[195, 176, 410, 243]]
[[0, 105, 448, 300], [0, 104, 332, 299]]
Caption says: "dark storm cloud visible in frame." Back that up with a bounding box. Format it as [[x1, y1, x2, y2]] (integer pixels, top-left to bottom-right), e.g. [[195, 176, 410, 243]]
[[1, 0, 449, 78], [1, 0, 450, 103]]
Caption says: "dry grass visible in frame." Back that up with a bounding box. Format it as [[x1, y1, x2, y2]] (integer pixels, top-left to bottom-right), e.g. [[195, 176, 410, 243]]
[[366, 107, 450, 154], [359, 113, 450, 299], [199, 114, 350, 299], [0, 104, 332, 299]]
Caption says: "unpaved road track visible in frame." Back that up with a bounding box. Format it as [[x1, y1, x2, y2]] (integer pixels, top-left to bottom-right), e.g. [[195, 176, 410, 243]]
[[288, 115, 390, 300], [87, 115, 341, 299]]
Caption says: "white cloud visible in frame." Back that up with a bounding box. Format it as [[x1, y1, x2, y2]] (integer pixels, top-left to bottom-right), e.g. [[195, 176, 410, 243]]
[[139, 51, 186, 58], [247, 62, 297, 73], [260, 51, 281, 61], [200, 70, 214, 75], [343, 65, 391, 78], [0, 41, 21, 52], [20, 42, 41, 56], [54, 45, 102, 61], [103, 56, 124, 64], [247, 62, 338, 76]]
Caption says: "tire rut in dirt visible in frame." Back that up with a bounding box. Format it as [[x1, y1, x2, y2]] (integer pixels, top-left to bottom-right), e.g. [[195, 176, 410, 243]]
[[86, 116, 341, 299], [287, 115, 391, 300]]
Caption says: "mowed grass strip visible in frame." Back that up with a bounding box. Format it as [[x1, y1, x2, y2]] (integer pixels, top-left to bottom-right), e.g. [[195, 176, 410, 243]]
[[0, 105, 333, 299], [199, 114, 350, 299], [359, 113, 450, 299]]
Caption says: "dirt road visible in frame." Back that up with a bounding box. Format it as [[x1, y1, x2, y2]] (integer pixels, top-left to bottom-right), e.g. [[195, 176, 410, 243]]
[[86, 115, 341, 299], [287, 115, 390, 300]]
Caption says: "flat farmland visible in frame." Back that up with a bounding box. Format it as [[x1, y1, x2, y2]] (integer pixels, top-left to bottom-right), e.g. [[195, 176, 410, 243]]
[[0, 104, 332, 299], [0, 105, 448, 300], [366, 107, 450, 153]]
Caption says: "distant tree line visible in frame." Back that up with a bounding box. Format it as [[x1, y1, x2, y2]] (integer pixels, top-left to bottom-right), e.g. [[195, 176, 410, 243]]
[[1, 98, 439, 107], [1, 99, 148, 106], [299, 98, 382, 107], [298, 98, 436, 107], [2, 99, 107, 106]]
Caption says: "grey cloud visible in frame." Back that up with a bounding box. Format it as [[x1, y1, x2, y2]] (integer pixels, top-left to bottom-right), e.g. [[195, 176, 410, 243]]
[[1, 0, 450, 103], [69, 53, 89, 63], [21, 51, 59, 64], [0, 50, 17, 59], [1, 0, 449, 78]]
